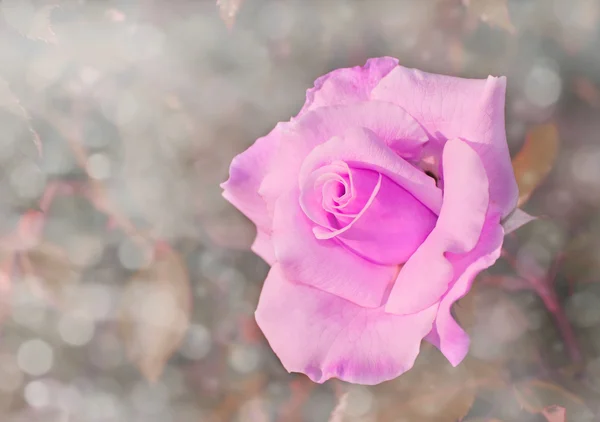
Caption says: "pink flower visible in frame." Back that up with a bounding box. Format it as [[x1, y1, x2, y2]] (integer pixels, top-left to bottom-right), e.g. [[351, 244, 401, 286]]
[[221, 57, 532, 385]]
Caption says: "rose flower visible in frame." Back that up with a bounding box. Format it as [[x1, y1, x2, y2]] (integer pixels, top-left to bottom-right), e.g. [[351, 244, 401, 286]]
[[222, 57, 532, 385]]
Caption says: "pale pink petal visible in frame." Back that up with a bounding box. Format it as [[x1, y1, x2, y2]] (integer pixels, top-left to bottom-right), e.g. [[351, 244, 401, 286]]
[[259, 101, 431, 210], [255, 264, 438, 385], [272, 189, 397, 309], [299, 57, 399, 115], [313, 172, 382, 240], [221, 123, 285, 231], [251, 230, 275, 265], [372, 67, 518, 217], [299, 127, 442, 214], [502, 208, 536, 234], [299, 162, 354, 229], [426, 219, 504, 365], [385, 139, 489, 315]]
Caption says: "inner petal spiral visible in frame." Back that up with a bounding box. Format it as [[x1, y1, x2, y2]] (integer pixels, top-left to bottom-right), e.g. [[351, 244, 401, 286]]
[[300, 161, 438, 265]]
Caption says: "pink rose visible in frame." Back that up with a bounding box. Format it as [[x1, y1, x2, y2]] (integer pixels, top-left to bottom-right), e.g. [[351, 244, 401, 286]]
[[221, 57, 533, 385]]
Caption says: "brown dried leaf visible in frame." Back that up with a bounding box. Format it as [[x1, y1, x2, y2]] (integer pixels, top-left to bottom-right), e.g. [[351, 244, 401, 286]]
[[20, 242, 81, 307], [217, 0, 244, 30], [464, 0, 516, 33], [513, 379, 591, 419], [0, 0, 58, 43], [375, 344, 506, 422], [512, 123, 560, 207], [119, 246, 192, 382], [208, 374, 267, 422]]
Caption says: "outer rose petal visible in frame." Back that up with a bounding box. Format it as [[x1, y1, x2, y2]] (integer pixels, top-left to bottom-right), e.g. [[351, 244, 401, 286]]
[[299, 57, 399, 115], [299, 127, 442, 215], [221, 123, 285, 231], [371, 66, 518, 217], [255, 264, 438, 385], [385, 139, 489, 315], [272, 189, 397, 308], [251, 230, 275, 265], [426, 217, 504, 365]]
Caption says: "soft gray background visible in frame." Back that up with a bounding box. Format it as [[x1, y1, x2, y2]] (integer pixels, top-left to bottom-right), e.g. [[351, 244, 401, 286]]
[[0, 0, 600, 421]]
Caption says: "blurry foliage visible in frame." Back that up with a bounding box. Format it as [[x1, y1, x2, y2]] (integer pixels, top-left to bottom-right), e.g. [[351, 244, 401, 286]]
[[512, 123, 560, 208], [0, 0, 598, 421], [118, 244, 191, 383], [464, 0, 516, 34]]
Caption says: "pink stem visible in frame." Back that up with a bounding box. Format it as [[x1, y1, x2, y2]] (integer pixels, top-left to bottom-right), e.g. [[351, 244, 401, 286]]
[[533, 279, 582, 363], [503, 250, 581, 363]]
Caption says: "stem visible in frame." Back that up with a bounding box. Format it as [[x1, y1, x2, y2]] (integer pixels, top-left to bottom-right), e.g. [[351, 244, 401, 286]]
[[529, 275, 582, 363], [502, 250, 582, 364]]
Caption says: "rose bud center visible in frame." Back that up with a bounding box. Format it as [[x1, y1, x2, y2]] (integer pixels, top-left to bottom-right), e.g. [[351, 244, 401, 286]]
[[300, 160, 437, 265]]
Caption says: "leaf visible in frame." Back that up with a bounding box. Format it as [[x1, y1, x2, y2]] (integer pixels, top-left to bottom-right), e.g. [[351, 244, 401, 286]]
[[502, 208, 536, 234], [375, 344, 507, 422], [20, 241, 82, 307], [209, 374, 267, 421], [217, 0, 244, 30], [512, 123, 560, 207], [513, 380, 593, 420], [0, 0, 58, 43], [119, 245, 192, 382], [464, 0, 516, 33]]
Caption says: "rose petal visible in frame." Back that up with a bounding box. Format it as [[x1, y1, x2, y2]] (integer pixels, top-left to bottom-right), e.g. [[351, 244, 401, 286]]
[[299, 57, 399, 115], [255, 264, 438, 385], [299, 162, 354, 229], [221, 123, 285, 231], [313, 172, 383, 240], [272, 189, 396, 309], [385, 139, 489, 315], [260, 101, 431, 211], [372, 66, 518, 217], [332, 169, 437, 265], [426, 219, 504, 365], [251, 230, 275, 265], [299, 127, 442, 215]]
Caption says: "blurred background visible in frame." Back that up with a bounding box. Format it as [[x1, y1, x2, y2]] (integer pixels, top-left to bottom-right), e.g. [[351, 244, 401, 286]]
[[0, 0, 600, 421]]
